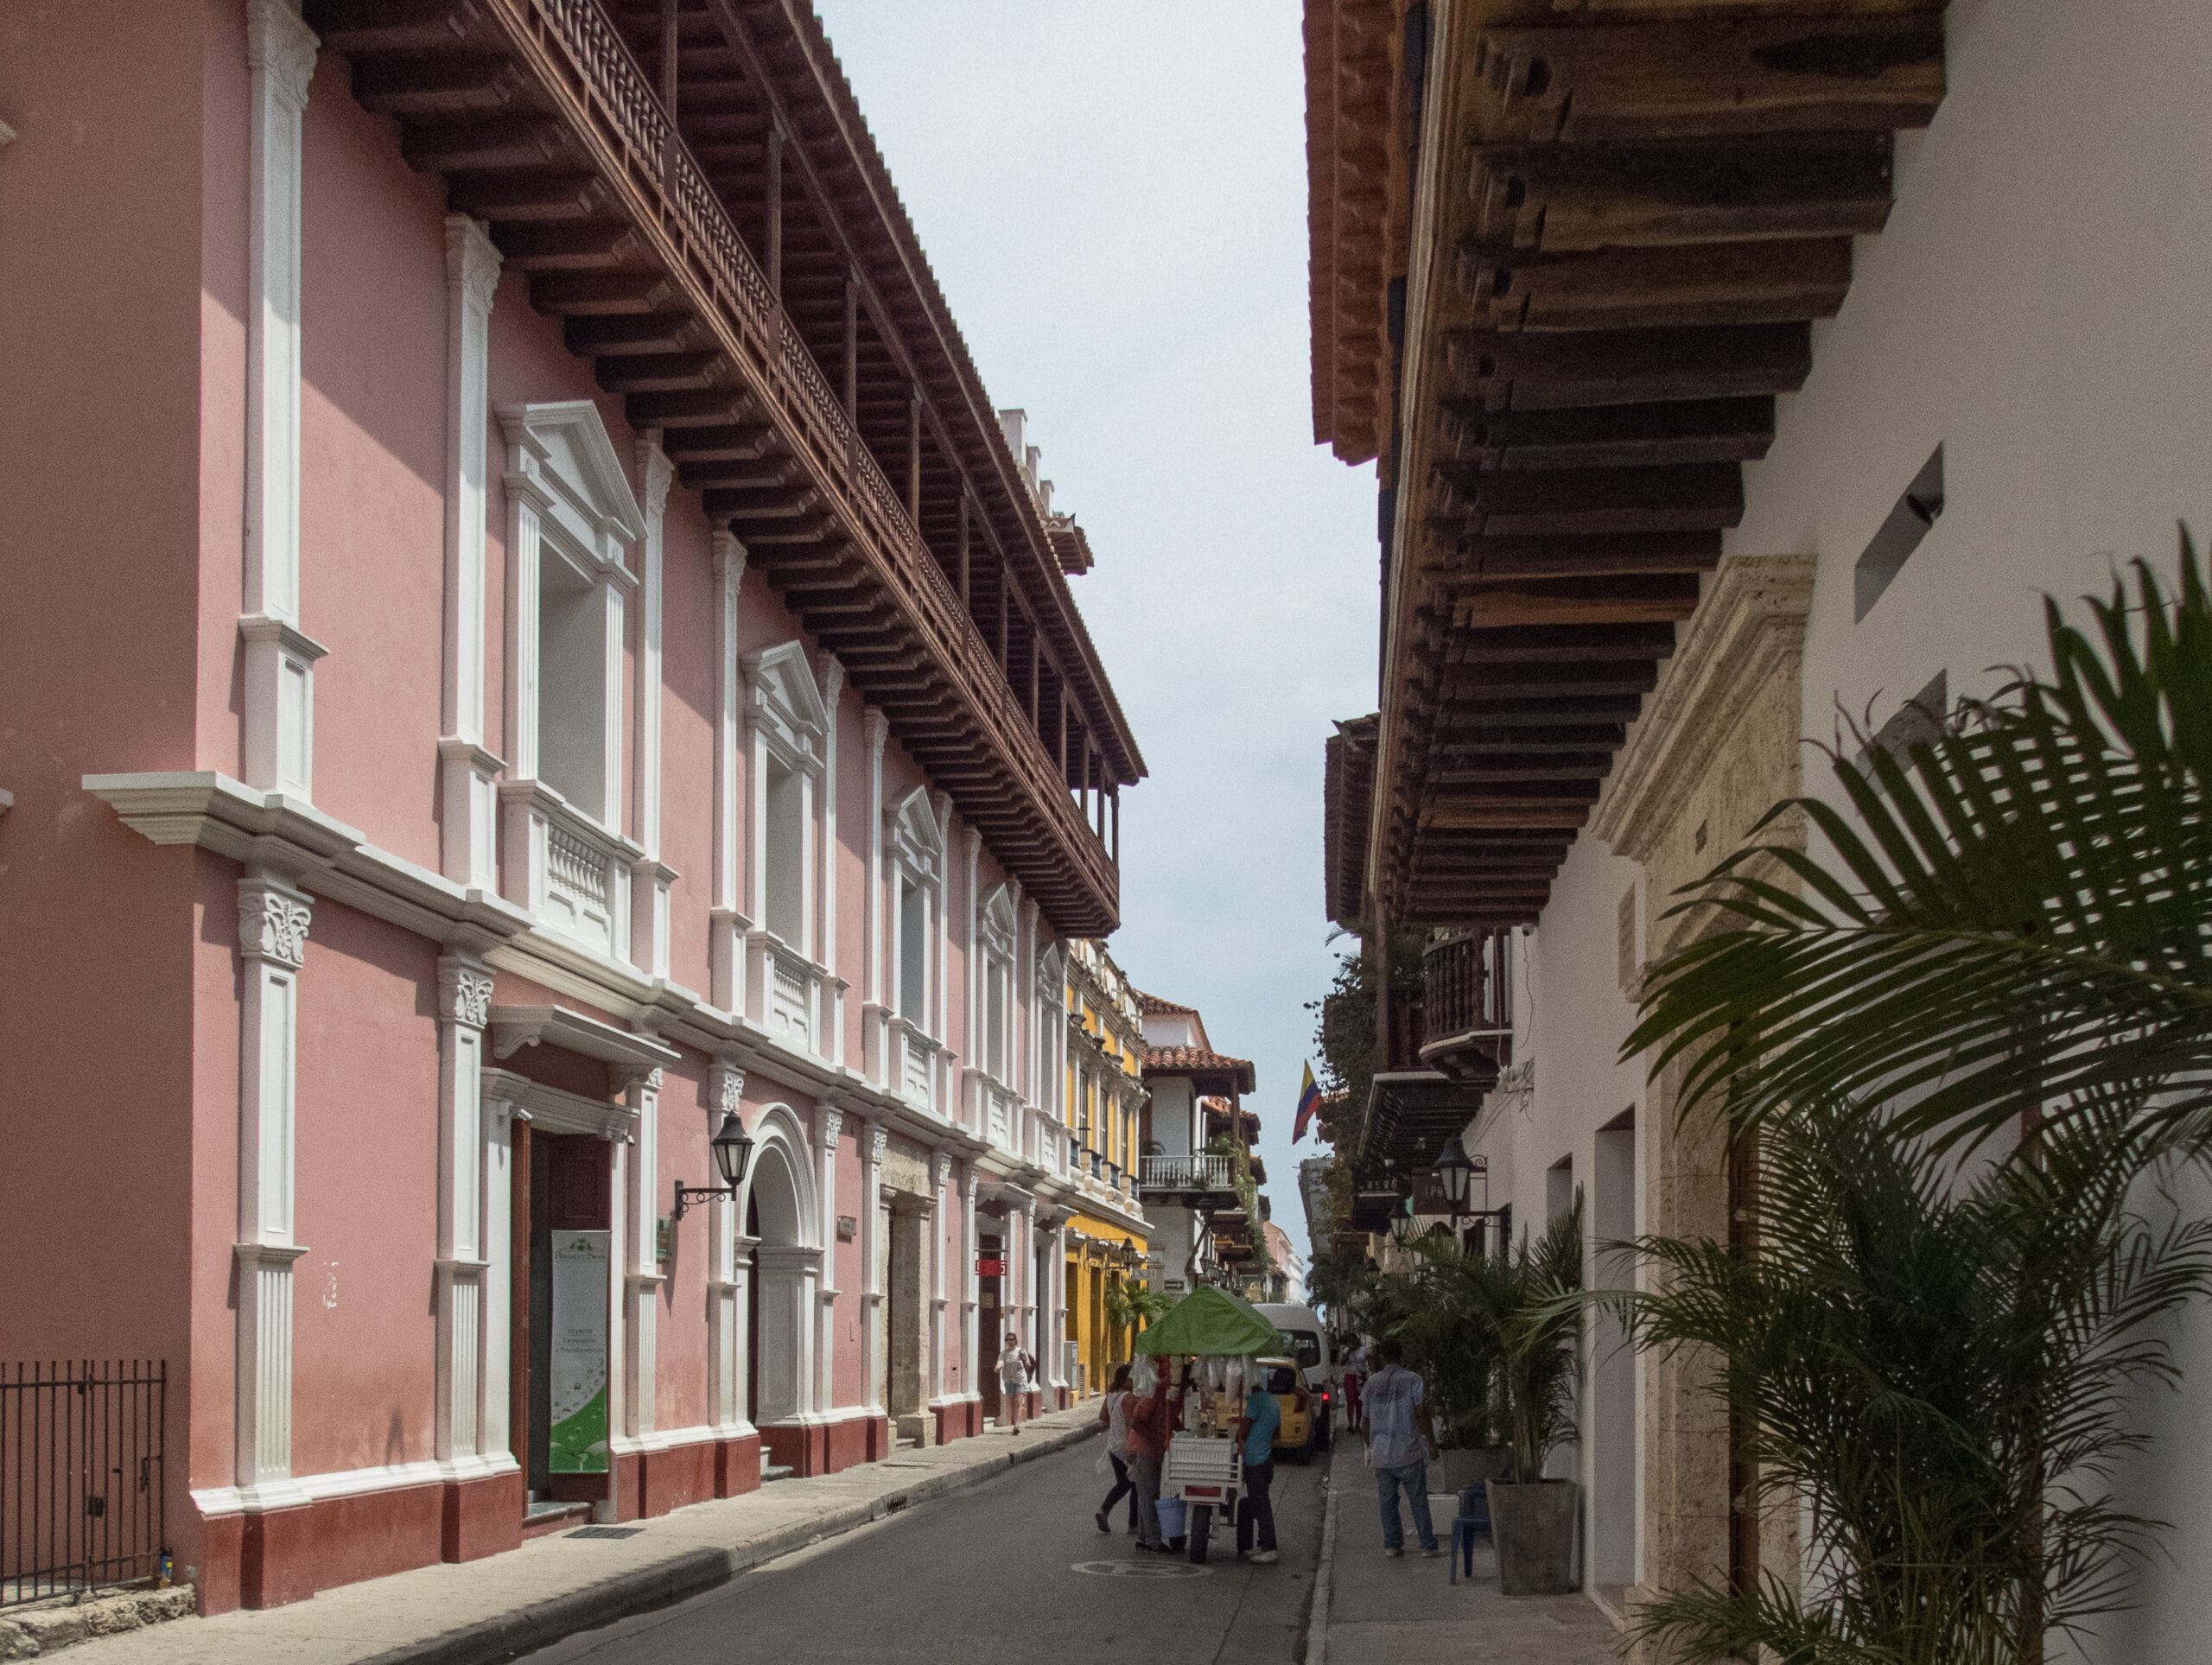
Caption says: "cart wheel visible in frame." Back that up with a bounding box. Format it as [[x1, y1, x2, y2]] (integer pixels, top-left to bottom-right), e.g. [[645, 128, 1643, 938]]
[[1187, 1504, 1212, 1562]]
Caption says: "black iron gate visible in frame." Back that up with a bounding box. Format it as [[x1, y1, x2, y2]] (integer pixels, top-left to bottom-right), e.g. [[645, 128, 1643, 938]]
[[2, 1361, 167, 1606]]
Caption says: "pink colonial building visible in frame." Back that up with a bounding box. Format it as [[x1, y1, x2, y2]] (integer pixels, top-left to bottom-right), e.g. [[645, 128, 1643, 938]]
[[0, 0, 1143, 1613]]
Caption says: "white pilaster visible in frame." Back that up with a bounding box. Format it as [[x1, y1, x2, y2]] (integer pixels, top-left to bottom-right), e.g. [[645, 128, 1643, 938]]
[[1045, 1217, 1069, 1400], [709, 533, 749, 1011], [601, 1128, 628, 1508], [622, 1069, 663, 1442], [961, 1165, 981, 1405], [817, 654, 846, 1068], [860, 1122, 886, 1415], [707, 1064, 753, 1438], [439, 216, 504, 889], [962, 829, 982, 1081], [814, 1105, 842, 1416], [503, 474, 543, 785], [1016, 899, 1039, 1109], [861, 709, 890, 1085], [241, 0, 325, 801], [929, 1152, 951, 1403], [480, 1076, 520, 1465], [932, 792, 956, 1109], [1018, 1195, 1039, 1369], [235, 873, 313, 1503], [435, 956, 494, 1468], [631, 439, 677, 974]]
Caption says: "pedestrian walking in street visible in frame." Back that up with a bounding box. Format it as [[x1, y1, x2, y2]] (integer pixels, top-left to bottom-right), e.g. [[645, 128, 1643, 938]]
[[1235, 1363, 1285, 1564], [1124, 1356, 1176, 1553], [1341, 1337, 1369, 1434], [1363, 1338, 1441, 1557], [998, 1331, 1036, 1434], [1095, 1364, 1139, 1533]]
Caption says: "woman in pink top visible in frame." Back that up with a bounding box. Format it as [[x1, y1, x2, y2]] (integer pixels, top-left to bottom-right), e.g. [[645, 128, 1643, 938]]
[[1093, 1364, 1137, 1533]]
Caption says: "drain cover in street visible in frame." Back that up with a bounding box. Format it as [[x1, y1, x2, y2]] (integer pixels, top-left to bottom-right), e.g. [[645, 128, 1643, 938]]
[[1070, 1560, 1211, 1578], [567, 1527, 645, 1540]]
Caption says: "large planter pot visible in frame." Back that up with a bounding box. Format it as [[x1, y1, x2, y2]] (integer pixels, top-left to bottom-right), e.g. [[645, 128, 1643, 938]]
[[1486, 1478, 1578, 1596], [1436, 1445, 1513, 1499]]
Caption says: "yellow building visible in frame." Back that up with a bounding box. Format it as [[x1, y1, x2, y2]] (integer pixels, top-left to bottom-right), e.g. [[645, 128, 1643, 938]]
[[1058, 940, 1151, 1397]]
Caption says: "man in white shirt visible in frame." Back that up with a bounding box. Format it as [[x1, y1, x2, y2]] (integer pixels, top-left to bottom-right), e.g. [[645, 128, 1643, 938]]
[[1362, 1338, 1440, 1557]]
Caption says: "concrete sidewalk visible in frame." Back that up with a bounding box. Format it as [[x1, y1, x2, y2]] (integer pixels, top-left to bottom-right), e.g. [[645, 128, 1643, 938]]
[[1307, 1439, 1624, 1663], [54, 1408, 1100, 1665]]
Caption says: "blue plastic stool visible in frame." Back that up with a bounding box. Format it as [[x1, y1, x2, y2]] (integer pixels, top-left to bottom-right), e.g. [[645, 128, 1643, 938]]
[[1447, 1484, 1491, 1586]]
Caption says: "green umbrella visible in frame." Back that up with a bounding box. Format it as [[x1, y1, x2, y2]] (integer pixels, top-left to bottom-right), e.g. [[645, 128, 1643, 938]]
[[1136, 1282, 1281, 1357]]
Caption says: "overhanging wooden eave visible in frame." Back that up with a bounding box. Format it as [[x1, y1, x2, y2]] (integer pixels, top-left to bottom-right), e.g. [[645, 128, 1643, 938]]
[[1326, 0, 1948, 928]]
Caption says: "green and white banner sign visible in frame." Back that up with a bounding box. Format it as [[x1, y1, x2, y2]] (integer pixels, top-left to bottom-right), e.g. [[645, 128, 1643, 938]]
[[550, 1230, 610, 1474]]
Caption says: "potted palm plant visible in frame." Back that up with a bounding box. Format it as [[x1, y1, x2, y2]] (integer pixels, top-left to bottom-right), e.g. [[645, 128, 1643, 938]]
[[1390, 1228, 1512, 1494], [1476, 1202, 1584, 1596], [1600, 1094, 2212, 1663], [1615, 544, 2212, 1658]]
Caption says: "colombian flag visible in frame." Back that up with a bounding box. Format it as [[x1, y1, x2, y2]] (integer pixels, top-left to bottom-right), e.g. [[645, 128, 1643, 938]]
[[1294, 1062, 1322, 1144]]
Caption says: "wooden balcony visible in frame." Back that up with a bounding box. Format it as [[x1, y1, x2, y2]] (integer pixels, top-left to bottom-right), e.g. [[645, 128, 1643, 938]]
[[1418, 930, 1513, 1084], [309, 0, 1141, 935]]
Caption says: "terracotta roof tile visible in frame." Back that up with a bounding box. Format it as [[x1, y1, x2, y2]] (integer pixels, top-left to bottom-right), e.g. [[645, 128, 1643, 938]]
[[1143, 1046, 1257, 1091], [1133, 989, 1198, 1017]]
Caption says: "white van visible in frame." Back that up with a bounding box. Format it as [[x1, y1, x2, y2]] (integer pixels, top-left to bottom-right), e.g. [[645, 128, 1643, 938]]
[[1255, 1302, 1334, 1453]]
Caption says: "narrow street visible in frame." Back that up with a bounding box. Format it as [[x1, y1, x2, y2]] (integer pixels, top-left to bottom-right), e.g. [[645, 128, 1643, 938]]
[[529, 1440, 1325, 1665]]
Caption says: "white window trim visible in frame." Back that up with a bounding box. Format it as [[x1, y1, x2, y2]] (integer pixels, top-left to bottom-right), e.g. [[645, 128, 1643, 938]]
[[883, 785, 947, 1113], [972, 884, 1020, 1149], [1035, 943, 1066, 1173], [495, 399, 645, 966], [740, 640, 830, 1054]]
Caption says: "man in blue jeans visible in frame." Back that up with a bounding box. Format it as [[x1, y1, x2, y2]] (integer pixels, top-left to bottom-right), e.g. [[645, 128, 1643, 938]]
[[1235, 1367, 1285, 1564], [1361, 1338, 1440, 1557]]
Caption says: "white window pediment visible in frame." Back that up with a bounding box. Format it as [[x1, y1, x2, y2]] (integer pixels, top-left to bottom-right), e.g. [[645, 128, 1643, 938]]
[[498, 399, 645, 581], [1036, 943, 1063, 1000], [980, 884, 1017, 958], [743, 641, 828, 768], [887, 785, 942, 880]]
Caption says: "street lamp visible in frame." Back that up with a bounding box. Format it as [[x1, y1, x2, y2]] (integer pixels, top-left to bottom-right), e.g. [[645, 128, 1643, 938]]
[[672, 1112, 755, 1223], [1432, 1133, 1477, 1217]]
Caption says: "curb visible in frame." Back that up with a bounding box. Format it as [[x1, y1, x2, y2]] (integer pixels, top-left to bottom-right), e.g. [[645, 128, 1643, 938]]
[[1304, 1444, 1343, 1665], [363, 1420, 1098, 1665], [0, 1586, 197, 1660]]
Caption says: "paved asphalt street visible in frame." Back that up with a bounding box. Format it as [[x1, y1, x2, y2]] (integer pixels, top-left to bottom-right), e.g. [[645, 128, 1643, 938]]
[[529, 1438, 1327, 1665]]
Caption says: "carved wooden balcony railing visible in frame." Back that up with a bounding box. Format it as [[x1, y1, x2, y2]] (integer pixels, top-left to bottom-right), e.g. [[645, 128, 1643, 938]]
[[1419, 930, 1513, 1084], [313, 0, 1124, 934]]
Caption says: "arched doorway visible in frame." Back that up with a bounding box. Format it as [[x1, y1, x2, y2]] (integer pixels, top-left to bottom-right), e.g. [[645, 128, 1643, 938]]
[[741, 1108, 818, 1469]]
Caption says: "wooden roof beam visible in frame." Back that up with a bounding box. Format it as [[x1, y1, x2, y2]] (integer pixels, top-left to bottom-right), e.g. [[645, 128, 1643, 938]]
[[1474, 16, 1945, 143], [1447, 322, 1811, 411], [1453, 573, 1702, 627], [1439, 397, 1774, 471], [1434, 461, 1743, 536], [1468, 132, 1893, 254]]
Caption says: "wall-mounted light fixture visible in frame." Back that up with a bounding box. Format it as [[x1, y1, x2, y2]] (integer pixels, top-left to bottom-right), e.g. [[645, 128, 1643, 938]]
[[1431, 1132, 1481, 1217], [672, 1112, 754, 1223]]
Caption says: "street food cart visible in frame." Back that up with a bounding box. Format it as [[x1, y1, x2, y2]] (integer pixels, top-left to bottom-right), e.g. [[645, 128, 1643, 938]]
[[1136, 1284, 1284, 1563]]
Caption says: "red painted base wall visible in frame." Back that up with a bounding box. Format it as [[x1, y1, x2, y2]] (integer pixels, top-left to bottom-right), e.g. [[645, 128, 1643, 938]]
[[714, 1434, 762, 1497], [210, 1469, 523, 1611]]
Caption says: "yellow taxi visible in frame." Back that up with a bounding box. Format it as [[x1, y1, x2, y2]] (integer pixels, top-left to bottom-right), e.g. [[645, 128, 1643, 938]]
[[1254, 1357, 1318, 1462]]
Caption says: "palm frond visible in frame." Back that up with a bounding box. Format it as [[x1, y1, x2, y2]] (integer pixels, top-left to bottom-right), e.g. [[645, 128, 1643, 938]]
[[1593, 1097, 2212, 1663], [1628, 535, 2212, 1157]]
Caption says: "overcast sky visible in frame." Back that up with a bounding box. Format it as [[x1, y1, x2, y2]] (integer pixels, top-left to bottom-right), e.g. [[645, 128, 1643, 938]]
[[812, 1, 1378, 1264]]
